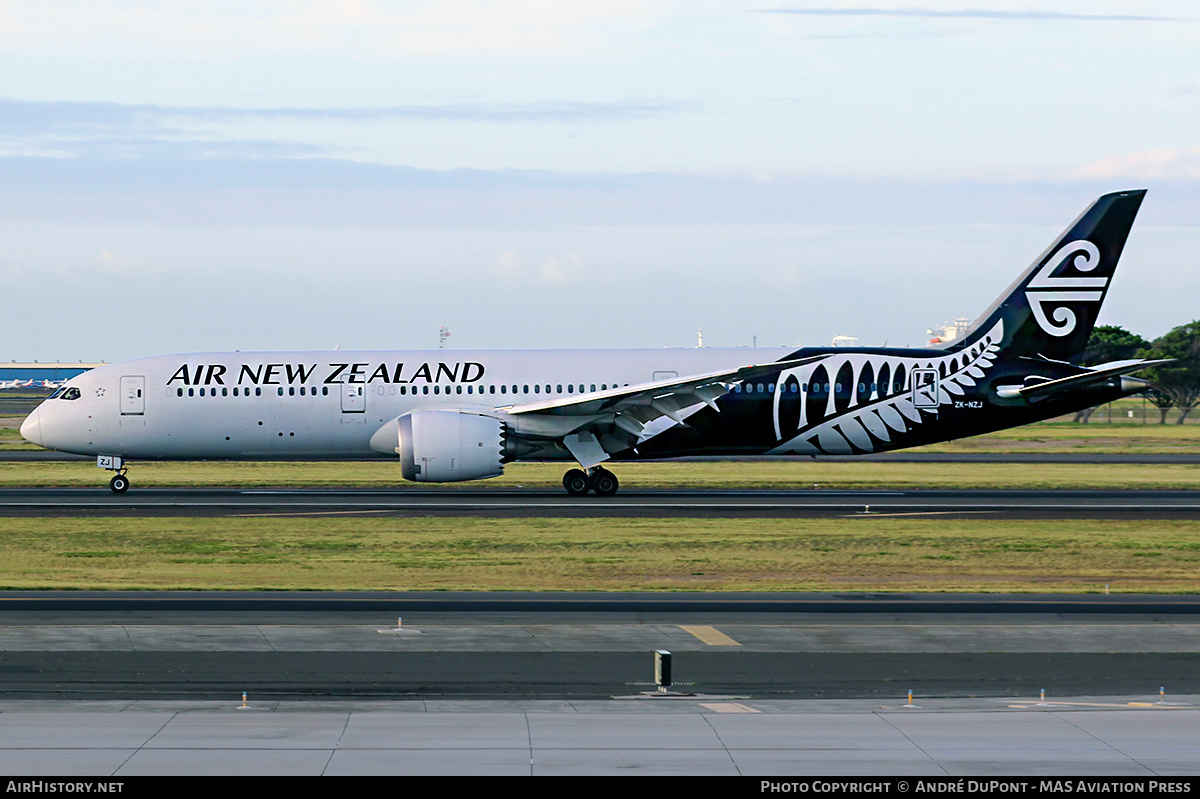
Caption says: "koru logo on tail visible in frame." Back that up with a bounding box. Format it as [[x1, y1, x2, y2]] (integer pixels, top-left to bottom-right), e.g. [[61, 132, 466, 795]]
[[1023, 239, 1106, 337]]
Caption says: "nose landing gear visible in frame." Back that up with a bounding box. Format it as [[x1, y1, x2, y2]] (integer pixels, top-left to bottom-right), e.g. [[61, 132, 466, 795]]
[[98, 455, 130, 493], [562, 466, 620, 497]]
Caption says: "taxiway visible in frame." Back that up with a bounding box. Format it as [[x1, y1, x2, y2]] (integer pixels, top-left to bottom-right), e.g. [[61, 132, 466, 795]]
[[1, 486, 1198, 518]]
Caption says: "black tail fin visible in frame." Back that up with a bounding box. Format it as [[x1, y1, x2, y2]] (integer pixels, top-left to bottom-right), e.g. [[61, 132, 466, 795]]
[[949, 189, 1146, 363]]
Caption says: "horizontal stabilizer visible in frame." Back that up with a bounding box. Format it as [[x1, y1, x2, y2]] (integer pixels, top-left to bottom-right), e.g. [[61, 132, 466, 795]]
[[995, 359, 1170, 400]]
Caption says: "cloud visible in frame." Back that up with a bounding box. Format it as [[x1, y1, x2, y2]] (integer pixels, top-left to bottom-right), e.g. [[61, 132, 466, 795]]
[[1070, 149, 1200, 180], [492, 248, 600, 286], [2, 154, 1199, 229], [91, 248, 167, 278], [0, 2, 675, 59], [1, 136, 333, 161], [0, 97, 697, 160], [94, 249, 132, 275], [0, 97, 696, 132], [494, 248, 525, 280], [757, 7, 1181, 22], [538, 252, 593, 285]]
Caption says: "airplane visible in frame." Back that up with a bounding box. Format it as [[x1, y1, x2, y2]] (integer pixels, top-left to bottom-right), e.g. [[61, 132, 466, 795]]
[[22, 189, 1165, 495]]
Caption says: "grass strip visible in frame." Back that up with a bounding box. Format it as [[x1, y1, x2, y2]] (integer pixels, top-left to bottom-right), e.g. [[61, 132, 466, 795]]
[[1, 460, 1197, 490], [0, 516, 1197, 592]]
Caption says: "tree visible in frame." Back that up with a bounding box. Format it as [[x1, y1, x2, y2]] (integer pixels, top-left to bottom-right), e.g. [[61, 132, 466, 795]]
[[1144, 387, 1175, 425], [1140, 321, 1200, 424], [1073, 326, 1150, 422], [1079, 325, 1151, 366]]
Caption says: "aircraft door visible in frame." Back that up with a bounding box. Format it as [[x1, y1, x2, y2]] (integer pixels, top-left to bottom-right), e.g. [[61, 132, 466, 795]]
[[120, 376, 145, 416], [341, 383, 365, 413], [911, 368, 939, 410]]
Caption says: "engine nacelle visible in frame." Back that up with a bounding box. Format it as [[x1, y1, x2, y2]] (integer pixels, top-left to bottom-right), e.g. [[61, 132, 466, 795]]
[[370, 410, 504, 482]]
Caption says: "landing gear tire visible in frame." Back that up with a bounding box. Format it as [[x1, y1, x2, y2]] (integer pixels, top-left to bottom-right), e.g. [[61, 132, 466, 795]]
[[110, 474, 130, 494], [590, 467, 619, 497], [563, 469, 591, 496]]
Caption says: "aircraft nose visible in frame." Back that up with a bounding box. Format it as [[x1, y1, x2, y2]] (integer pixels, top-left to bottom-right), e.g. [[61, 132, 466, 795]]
[[20, 408, 43, 447]]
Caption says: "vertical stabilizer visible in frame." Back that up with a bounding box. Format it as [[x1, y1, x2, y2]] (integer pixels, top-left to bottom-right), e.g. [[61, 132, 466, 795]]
[[949, 189, 1146, 363]]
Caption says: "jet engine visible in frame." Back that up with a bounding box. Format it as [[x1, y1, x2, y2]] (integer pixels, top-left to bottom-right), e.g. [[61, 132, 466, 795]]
[[369, 410, 504, 482]]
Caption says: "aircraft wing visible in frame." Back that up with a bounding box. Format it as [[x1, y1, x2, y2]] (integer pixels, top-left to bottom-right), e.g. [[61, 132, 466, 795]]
[[995, 358, 1170, 401], [501, 355, 825, 468]]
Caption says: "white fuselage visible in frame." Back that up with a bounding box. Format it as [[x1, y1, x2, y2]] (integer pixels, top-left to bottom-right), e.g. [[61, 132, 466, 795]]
[[23, 347, 793, 460]]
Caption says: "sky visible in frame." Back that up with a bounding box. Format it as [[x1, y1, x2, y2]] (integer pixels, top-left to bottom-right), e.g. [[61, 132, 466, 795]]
[[1, 0, 1198, 362]]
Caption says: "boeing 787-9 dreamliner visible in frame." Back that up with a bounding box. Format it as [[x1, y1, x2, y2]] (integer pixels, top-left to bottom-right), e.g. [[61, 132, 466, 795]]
[[22, 190, 1163, 495]]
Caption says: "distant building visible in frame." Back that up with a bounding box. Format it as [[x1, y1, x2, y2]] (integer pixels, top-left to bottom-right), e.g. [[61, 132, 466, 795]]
[[831, 335, 858, 347], [927, 317, 973, 345]]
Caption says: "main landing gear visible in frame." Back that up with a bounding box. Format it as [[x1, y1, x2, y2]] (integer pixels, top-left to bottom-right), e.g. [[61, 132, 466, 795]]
[[563, 466, 620, 497]]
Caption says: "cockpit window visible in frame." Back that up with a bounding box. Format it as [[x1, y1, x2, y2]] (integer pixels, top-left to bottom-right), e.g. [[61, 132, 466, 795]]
[[60, 387, 81, 401], [47, 387, 67, 399]]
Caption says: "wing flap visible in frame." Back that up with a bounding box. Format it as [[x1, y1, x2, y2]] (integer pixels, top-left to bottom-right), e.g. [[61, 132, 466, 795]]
[[499, 355, 826, 467]]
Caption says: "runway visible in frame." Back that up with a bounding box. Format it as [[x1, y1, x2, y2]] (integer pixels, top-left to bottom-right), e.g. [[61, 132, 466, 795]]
[[4, 589, 1200, 615], [1, 592, 1198, 699], [2, 485, 1199, 518], [3, 462, 1198, 772], [0, 594, 1198, 774]]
